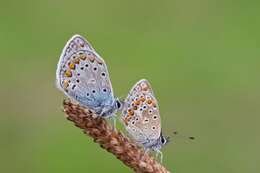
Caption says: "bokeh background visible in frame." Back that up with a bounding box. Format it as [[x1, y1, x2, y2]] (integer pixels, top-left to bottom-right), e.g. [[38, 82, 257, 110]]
[[1, 0, 259, 172]]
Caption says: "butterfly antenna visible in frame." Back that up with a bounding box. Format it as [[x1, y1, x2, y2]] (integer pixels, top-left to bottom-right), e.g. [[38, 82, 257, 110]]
[[173, 131, 195, 141], [118, 95, 126, 105], [118, 95, 125, 100]]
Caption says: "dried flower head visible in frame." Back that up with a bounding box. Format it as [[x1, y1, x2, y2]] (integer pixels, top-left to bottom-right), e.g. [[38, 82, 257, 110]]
[[62, 99, 171, 173]]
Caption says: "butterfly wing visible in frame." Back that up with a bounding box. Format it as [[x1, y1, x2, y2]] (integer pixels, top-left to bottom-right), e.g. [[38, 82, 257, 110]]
[[56, 35, 115, 114], [122, 79, 161, 144]]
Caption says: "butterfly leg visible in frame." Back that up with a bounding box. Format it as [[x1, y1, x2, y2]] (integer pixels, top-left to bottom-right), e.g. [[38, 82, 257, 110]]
[[155, 150, 163, 163], [109, 116, 117, 130]]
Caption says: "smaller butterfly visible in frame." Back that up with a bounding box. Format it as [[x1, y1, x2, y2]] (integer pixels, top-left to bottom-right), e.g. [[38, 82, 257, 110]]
[[121, 79, 169, 162], [56, 34, 122, 120]]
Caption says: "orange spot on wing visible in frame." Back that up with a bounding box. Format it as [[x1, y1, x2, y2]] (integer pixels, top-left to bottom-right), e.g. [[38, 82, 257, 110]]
[[79, 55, 86, 60], [140, 97, 145, 102], [147, 100, 152, 104], [128, 109, 134, 116], [65, 70, 72, 77], [124, 113, 134, 126], [134, 101, 140, 105], [69, 63, 75, 69], [73, 58, 80, 64], [63, 80, 69, 88]]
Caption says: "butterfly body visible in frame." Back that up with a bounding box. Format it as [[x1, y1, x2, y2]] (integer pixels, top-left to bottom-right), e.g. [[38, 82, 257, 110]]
[[121, 79, 168, 154], [56, 35, 120, 117]]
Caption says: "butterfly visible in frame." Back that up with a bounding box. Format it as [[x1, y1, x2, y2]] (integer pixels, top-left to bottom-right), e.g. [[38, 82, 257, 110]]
[[56, 34, 121, 118], [121, 79, 169, 162]]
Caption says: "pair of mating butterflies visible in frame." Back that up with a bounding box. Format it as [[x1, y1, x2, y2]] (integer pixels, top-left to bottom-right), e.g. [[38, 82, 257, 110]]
[[56, 35, 168, 160]]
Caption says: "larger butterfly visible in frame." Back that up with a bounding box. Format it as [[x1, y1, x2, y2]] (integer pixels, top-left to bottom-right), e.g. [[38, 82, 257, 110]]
[[121, 79, 169, 161], [56, 34, 121, 118]]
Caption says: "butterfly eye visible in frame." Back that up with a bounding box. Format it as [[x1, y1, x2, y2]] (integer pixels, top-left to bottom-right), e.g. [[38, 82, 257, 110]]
[[116, 100, 121, 109], [161, 137, 165, 144]]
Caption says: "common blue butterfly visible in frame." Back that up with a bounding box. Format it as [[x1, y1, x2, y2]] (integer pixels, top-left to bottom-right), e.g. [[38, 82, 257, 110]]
[[56, 35, 121, 118], [121, 79, 168, 162]]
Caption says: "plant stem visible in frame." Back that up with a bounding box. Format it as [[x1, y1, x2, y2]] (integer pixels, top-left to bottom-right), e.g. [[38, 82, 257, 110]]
[[63, 99, 171, 173]]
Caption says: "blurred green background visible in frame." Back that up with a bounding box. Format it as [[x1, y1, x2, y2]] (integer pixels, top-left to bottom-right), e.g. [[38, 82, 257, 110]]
[[1, 0, 259, 172]]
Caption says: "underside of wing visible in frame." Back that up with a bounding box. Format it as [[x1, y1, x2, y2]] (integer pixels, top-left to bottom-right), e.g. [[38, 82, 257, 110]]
[[56, 35, 114, 111], [122, 79, 161, 142]]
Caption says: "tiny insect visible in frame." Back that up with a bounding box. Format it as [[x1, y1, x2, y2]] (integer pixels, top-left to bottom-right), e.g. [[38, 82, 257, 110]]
[[121, 79, 169, 162], [56, 34, 122, 119]]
